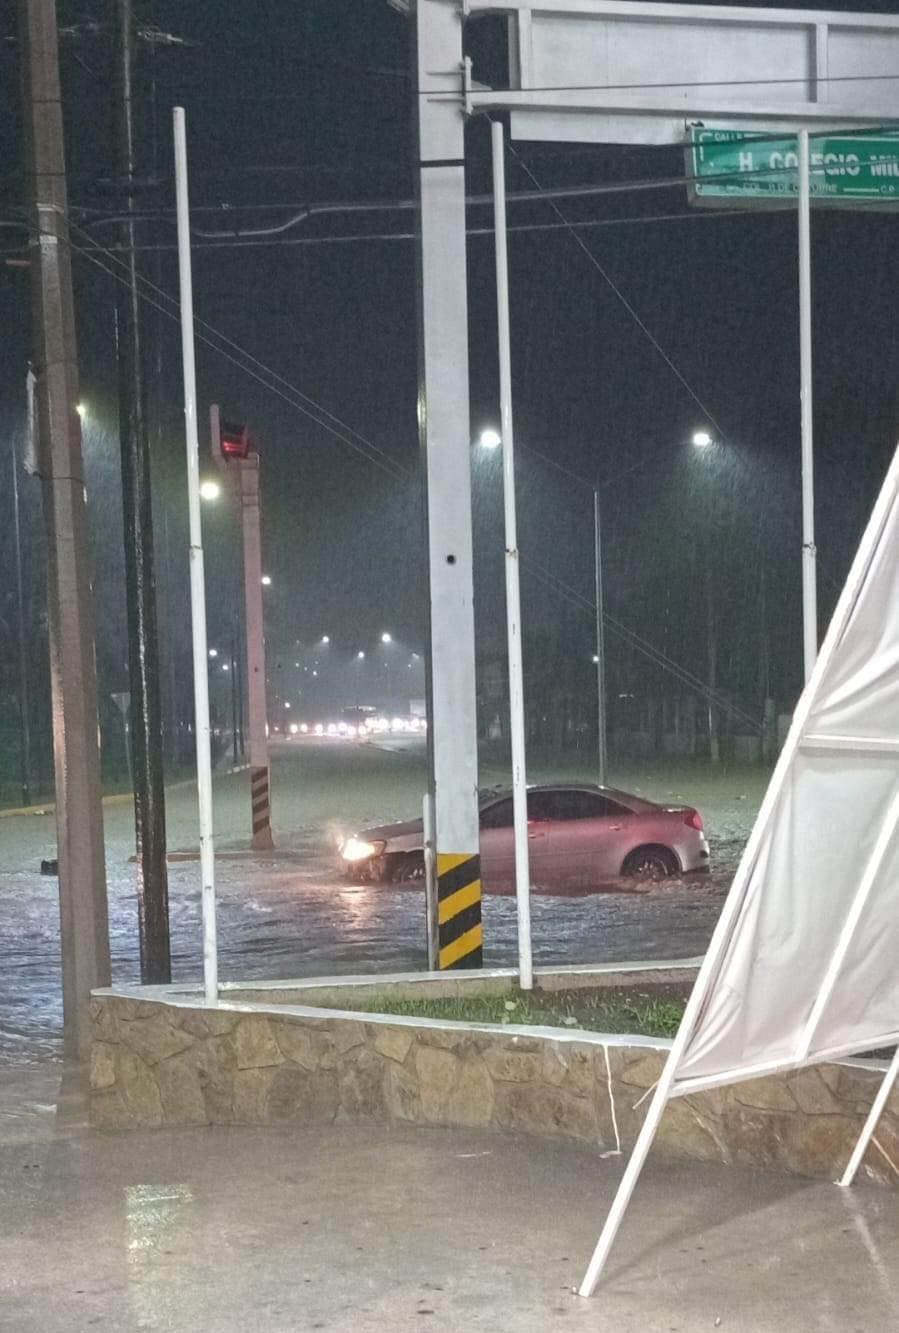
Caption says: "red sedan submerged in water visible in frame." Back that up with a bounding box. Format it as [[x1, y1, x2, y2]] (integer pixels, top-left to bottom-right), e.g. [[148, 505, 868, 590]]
[[341, 783, 710, 890]]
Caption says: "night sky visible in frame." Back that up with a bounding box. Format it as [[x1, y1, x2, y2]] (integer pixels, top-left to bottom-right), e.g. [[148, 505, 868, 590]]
[[2, 0, 899, 775]]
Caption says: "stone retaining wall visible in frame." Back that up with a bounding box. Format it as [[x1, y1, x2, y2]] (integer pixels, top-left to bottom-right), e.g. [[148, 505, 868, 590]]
[[90, 990, 899, 1187]]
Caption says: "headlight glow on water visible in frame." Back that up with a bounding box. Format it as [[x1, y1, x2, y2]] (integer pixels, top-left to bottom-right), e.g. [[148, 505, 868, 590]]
[[341, 837, 386, 863]]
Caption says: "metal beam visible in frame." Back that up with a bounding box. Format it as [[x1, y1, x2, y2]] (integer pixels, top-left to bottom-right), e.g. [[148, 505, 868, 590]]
[[459, 0, 899, 145]]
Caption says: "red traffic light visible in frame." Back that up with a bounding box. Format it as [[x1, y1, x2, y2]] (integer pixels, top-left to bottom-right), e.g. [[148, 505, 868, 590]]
[[220, 419, 252, 461]]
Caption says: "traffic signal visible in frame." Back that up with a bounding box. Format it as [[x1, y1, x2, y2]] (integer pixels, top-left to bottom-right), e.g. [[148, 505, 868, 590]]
[[210, 403, 254, 465]]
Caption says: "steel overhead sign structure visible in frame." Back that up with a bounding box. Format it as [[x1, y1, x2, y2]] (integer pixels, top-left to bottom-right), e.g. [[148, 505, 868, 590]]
[[690, 127, 899, 204]]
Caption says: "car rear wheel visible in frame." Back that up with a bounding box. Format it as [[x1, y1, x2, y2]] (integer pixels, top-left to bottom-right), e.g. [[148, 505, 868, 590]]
[[622, 845, 679, 881], [388, 852, 425, 884]]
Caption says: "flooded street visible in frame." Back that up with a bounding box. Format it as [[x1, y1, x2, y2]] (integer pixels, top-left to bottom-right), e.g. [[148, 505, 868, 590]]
[[0, 740, 765, 1063]]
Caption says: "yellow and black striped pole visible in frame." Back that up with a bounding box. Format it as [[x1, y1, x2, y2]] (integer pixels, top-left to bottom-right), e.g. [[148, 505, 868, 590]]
[[437, 852, 483, 969], [250, 764, 272, 850]]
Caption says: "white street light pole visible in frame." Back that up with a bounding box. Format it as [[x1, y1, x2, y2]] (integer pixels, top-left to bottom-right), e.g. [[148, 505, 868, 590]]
[[491, 118, 533, 991], [174, 106, 217, 1005], [798, 129, 818, 684], [593, 486, 608, 786]]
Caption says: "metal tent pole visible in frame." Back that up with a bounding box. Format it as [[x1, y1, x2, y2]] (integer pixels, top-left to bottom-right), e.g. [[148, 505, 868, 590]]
[[173, 106, 218, 1005], [798, 129, 817, 683], [491, 118, 533, 991], [839, 1046, 899, 1188]]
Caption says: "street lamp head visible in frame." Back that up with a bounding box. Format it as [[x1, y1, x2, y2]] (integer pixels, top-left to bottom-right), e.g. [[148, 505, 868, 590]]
[[381, 632, 392, 644], [261, 574, 272, 586], [221, 663, 230, 672], [357, 650, 365, 660], [321, 635, 330, 645], [208, 648, 218, 659], [692, 430, 713, 448], [478, 428, 501, 449], [199, 478, 221, 501]]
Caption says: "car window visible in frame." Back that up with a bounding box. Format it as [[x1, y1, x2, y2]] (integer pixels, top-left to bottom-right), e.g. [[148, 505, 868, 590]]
[[480, 798, 513, 830], [526, 791, 556, 822], [543, 791, 630, 821]]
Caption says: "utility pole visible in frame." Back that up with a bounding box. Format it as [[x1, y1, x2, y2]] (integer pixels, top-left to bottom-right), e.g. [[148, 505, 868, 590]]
[[112, 0, 171, 982], [19, 0, 111, 1060], [209, 406, 273, 848], [239, 455, 274, 849], [11, 426, 33, 807], [414, 1, 482, 969]]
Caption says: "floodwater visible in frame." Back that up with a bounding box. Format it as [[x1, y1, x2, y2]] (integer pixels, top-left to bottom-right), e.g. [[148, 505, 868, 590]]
[[0, 740, 765, 1064]]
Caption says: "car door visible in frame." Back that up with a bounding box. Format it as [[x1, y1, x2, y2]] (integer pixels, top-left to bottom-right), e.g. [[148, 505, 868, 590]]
[[478, 797, 514, 892], [524, 790, 558, 890], [543, 791, 633, 891]]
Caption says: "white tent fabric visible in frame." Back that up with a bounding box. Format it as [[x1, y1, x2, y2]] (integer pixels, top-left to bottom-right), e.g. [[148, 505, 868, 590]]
[[674, 447, 896, 1093], [673, 441, 899, 1093], [580, 443, 899, 1298]]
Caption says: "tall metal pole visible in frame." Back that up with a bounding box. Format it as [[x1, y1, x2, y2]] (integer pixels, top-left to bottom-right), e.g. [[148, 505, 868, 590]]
[[593, 486, 608, 787], [798, 129, 818, 684], [239, 455, 274, 850], [706, 555, 720, 763], [229, 625, 239, 766], [112, 0, 170, 983], [173, 106, 217, 1005], [491, 119, 533, 992], [414, 0, 482, 971], [11, 430, 33, 808], [19, 0, 110, 1060]]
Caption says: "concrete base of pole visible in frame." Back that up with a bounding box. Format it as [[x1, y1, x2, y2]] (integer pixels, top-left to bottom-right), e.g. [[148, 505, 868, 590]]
[[251, 827, 275, 852]]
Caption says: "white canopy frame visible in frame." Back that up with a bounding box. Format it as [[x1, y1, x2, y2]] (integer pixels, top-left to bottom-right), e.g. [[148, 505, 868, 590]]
[[579, 436, 899, 1295]]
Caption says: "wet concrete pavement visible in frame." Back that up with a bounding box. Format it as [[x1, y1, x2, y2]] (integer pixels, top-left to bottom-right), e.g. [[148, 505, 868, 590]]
[[3, 1063, 898, 1333], [0, 741, 764, 1064]]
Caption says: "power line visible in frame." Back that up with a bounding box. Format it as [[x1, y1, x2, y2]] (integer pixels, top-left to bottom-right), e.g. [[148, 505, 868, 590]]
[[68, 231, 411, 484], [508, 144, 729, 442], [56, 133, 899, 244], [18, 205, 763, 256], [67, 217, 413, 482], [65, 222, 758, 715], [524, 556, 761, 730]]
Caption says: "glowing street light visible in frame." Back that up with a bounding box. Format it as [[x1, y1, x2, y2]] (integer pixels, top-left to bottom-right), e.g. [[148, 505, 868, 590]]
[[478, 427, 501, 449], [381, 632, 392, 644], [76, 402, 86, 420], [357, 650, 365, 660], [208, 648, 218, 659], [692, 430, 713, 448], [261, 574, 272, 586], [199, 478, 221, 501], [321, 635, 330, 645]]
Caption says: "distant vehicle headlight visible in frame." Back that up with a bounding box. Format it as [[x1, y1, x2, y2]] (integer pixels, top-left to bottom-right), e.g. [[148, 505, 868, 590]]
[[341, 836, 386, 863]]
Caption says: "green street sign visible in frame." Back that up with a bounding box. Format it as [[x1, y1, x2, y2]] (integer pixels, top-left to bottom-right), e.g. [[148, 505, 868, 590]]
[[688, 127, 899, 206]]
